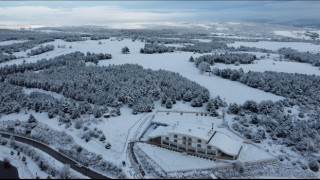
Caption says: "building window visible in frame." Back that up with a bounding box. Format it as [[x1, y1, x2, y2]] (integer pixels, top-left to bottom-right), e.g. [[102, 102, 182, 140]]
[[183, 136, 186, 140], [188, 142, 192, 146], [182, 141, 186, 145], [197, 144, 201, 148], [165, 137, 169, 141], [188, 137, 192, 141], [197, 139, 201, 143], [174, 134, 178, 138], [208, 145, 211, 149], [174, 139, 177, 143]]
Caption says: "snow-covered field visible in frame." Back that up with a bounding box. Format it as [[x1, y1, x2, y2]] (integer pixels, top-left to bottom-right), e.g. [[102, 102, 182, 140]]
[[0, 38, 285, 104], [214, 59, 320, 76], [97, 45, 284, 104], [1, 32, 320, 178], [192, 39, 212, 43], [164, 44, 186, 48], [229, 40, 320, 53], [228, 41, 320, 53], [0, 40, 29, 46], [23, 87, 66, 100], [1, 38, 145, 67], [210, 33, 270, 40], [274, 30, 320, 40]]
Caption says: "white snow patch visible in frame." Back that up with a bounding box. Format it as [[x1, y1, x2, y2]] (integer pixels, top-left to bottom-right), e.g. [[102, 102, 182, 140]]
[[97, 47, 283, 104], [192, 39, 212, 43], [0, 145, 39, 179], [214, 60, 320, 76], [228, 41, 320, 53], [136, 143, 228, 172], [274, 30, 320, 40], [22, 87, 66, 100], [1, 38, 145, 67], [237, 144, 275, 162], [164, 44, 186, 48], [215, 27, 228, 31], [1, 38, 283, 104], [0, 40, 29, 46], [0, 145, 88, 179], [149, 111, 242, 142]]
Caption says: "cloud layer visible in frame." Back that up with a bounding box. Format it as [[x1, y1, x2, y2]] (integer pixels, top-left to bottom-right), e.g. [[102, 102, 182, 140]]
[[0, 1, 319, 26], [0, 5, 193, 25]]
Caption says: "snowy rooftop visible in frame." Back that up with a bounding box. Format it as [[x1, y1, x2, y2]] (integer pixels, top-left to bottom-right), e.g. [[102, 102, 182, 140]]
[[152, 111, 216, 127], [148, 126, 169, 139], [208, 132, 242, 157], [147, 122, 243, 157], [148, 123, 215, 141]]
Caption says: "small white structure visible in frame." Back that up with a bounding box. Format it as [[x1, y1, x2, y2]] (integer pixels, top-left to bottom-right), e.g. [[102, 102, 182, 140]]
[[147, 123, 242, 160]]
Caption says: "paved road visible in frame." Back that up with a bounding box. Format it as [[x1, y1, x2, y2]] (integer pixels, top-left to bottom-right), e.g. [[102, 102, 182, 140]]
[[0, 132, 110, 179]]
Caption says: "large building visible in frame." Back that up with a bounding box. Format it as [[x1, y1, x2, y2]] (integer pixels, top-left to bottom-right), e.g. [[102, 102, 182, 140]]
[[147, 122, 242, 160]]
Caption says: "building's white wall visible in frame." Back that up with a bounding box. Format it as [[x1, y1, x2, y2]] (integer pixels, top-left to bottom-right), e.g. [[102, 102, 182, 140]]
[[157, 133, 237, 159], [163, 133, 218, 153]]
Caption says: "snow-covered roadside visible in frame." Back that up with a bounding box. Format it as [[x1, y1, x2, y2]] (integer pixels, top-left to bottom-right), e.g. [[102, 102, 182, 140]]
[[0, 144, 88, 179], [0, 145, 36, 178]]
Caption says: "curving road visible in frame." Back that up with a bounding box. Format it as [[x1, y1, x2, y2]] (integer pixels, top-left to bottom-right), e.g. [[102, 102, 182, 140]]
[[0, 132, 110, 179]]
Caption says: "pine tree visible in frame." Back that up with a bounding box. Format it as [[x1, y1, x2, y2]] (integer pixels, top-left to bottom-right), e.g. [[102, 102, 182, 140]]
[[227, 103, 239, 114], [165, 98, 173, 109], [198, 62, 211, 74], [189, 56, 195, 62], [121, 46, 130, 54]]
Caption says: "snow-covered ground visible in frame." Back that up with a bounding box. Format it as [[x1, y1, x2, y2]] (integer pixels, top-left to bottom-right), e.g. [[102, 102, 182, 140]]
[[0, 40, 29, 46], [137, 135, 275, 172], [97, 46, 284, 104], [0, 145, 88, 179], [136, 143, 228, 172], [210, 33, 270, 40], [274, 30, 320, 40], [22, 87, 66, 100], [0, 145, 41, 179], [1, 38, 145, 67], [237, 143, 275, 163], [192, 39, 212, 43], [228, 41, 320, 53], [214, 59, 320, 76], [0, 38, 285, 104], [164, 44, 186, 48], [2, 25, 320, 178], [0, 109, 143, 166]]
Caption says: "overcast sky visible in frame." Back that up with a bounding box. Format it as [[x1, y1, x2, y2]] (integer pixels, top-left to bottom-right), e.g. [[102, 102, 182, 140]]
[[0, 1, 319, 26]]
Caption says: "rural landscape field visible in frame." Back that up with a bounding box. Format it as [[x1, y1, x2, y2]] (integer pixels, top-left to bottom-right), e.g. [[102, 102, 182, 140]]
[[0, 1, 320, 179]]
